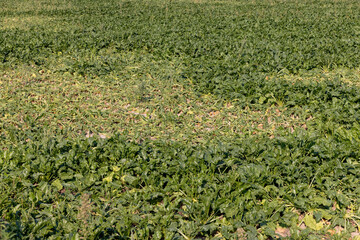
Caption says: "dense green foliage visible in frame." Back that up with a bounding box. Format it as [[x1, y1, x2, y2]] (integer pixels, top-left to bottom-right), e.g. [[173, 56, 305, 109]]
[[1, 0, 360, 78], [1, 126, 360, 239], [1, 0, 360, 239]]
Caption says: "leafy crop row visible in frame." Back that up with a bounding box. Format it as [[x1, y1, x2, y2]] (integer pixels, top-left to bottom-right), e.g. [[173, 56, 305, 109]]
[[1, 0, 359, 79], [1, 125, 360, 239]]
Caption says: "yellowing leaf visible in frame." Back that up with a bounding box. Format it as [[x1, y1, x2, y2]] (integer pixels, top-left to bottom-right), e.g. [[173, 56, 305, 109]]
[[121, 175, 127, 183], [103, 172, 114, 183], [51, 179, 63, 191], [303, 214, 323, 231], [259, 96, 266, 104]]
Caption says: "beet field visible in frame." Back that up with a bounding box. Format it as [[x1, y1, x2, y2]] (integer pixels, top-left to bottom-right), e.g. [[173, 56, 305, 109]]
[[1, 0, 360, 239]]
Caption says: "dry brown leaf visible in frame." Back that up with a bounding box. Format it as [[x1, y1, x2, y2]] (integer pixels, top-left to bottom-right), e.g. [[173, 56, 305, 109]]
[[275, 227, 291, 237], [299, 223, 306, 230], [209, 111, 220, 117], [327, 229, 336, 236], [334, 225, 344, 234], [226, 102, 233, 109], [332, 201, 337, 211], [85, 131, 94, 138], [236, 228, 247, 239], [99, 133, 109, 139], [351, 231, 360, 238]]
